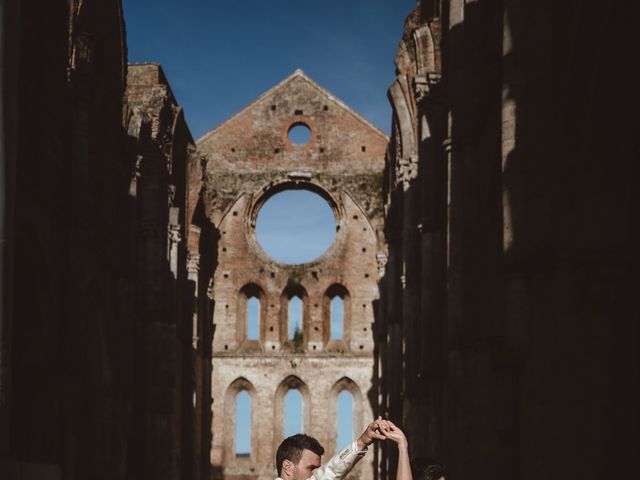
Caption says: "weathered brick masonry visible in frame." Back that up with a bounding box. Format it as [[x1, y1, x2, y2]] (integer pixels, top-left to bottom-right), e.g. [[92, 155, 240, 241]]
[[196, 70, 388, 480]]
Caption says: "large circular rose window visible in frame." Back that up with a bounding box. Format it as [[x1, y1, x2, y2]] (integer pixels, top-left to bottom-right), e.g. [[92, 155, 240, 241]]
[[255, 189, 336, 264]]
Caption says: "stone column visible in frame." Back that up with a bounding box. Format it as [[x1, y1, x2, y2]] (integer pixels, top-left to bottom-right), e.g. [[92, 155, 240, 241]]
[[0, 0, 19, 457], [168, 223, 182, 280], [187, 252, 201, 347]]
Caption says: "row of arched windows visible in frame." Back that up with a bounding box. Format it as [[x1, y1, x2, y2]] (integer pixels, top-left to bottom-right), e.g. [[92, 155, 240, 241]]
[[240, 283, 349, 343], [246, 295, 342, 340], [235, 388, 354, 456]]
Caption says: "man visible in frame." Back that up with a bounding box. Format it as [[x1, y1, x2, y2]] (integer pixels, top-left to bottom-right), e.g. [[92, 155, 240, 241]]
[[275, 417, 387, 480]]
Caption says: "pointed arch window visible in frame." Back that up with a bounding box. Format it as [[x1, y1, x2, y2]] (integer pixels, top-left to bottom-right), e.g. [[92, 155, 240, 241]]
[[276, 376, 310, 443], [238, 283, 264, 344], [336, 390, 354, 451], [284, 389, 304, 437], [288, 295, 303, 341], [235, 390, 251, 456], [247, 297, 260, 340], [330, 296, 344, 340], [324, 284, 350, 346], [281, 285, 308, 349]]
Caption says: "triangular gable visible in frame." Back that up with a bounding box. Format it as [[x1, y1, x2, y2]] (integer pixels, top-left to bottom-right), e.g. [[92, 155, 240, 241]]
[[197, 69, 388, 144]]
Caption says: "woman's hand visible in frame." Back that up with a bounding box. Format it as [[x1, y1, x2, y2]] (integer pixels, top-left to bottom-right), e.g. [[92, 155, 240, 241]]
[[383, 419, 412, 480], [381, 420, 408, 449]]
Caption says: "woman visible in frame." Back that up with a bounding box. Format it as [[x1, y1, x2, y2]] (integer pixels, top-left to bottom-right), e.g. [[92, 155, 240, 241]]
[[380, 420, 445, 480]]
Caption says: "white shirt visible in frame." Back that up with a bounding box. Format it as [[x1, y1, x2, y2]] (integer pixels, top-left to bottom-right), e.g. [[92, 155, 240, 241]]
[[276, 441, 368, 480]]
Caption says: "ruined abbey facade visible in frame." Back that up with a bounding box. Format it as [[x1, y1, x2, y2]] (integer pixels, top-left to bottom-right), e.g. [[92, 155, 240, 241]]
[[196, 70, 387, 480], [1, 1, 638, 480]]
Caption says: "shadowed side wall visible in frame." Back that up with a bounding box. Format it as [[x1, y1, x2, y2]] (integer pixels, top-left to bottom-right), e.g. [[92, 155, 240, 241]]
[[1, 1, 132, 477], [378, 1, 640, 480], [0, 7, 203, 479]]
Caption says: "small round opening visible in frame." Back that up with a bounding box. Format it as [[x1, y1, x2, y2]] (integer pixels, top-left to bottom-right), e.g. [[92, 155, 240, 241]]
[[287, 122, 312, 145]]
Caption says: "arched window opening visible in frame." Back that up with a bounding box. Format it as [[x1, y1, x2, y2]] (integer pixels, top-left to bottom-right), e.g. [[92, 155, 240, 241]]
[[247, 297, 260, 340], [336, 390, 353, 451], [239, 283, 264, 344], [288, 296, 303, 341], [284, 389, 303, 437], [324, 284, 349, 346], [330, 296, 344, 340], [235, 390, 251, 456]]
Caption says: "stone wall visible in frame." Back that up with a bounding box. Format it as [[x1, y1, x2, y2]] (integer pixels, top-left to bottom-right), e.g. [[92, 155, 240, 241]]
[[196, 70, 388, 480], [125, 63, 200, 480], [0, 6, 199, 480], [378, 1, 640, 480], [1, 1, 131, 477]]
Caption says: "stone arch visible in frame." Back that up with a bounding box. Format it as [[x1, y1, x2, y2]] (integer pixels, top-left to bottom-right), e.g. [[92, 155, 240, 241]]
[[245, 179, 346, 266], [323, 283, 351, 348], [412, 24, 436, 75], [248, 179, 342, 227], [273, 375, 311, 445], [237, 283, 266, 349], [280, 283, 309, 349], [223, 377, 257, 465], [388, 79, 417, 159], [327, 377, 364, 454]]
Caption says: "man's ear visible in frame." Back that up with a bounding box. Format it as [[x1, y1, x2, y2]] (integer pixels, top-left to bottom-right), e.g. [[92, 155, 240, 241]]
[[282, 459, 294, 478]]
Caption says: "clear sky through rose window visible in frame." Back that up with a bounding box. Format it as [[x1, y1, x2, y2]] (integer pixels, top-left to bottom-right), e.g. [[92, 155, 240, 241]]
[[255, 190, 336, 264]]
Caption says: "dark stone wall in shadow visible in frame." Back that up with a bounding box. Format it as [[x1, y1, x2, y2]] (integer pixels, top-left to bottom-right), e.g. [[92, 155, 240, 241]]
[[0, 3, 207, 479], [3, 1, 133, 476], [377, 1, 640, 479]]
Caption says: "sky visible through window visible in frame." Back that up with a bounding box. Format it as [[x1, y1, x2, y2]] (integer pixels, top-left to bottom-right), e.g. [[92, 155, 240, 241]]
[[236, 391, 251, 455], [247, 297, 260, 340], [288, 296, 303, 339], [284, 389, 304, 437], [256, 190, 336, 264], [337, 391, 353, 451], [331, 297, 344, 339], [288, 123, 312, 145]]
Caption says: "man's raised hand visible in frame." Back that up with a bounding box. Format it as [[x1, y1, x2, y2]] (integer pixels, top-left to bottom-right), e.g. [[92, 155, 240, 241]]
[[356, 416, 388, 450]]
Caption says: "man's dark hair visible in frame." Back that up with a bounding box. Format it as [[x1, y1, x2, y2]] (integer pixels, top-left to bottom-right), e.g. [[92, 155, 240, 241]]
[[276, 434, 325, 476], [411, 457, 446, 480]]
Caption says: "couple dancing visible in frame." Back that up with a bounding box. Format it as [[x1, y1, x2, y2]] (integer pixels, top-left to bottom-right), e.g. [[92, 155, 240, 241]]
[[275, 417, 444, 480]]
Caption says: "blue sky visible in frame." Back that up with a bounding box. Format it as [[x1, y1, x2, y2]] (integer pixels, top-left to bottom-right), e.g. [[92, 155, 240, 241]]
[[124, 0, 415, 138], [255, 190, 336, 264]]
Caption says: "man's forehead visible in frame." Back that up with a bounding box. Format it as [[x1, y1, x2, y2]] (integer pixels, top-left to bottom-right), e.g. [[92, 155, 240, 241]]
[[300, 448, 321, 467]]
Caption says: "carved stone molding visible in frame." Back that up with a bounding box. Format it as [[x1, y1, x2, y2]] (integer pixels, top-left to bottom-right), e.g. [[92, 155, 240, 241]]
[[398, 155, 419, 190], [187, 253, 201, 276], [413, 73, 442, 104], [377, 252, 389, 277], [168, 225, 181, 243]]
